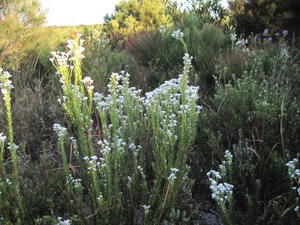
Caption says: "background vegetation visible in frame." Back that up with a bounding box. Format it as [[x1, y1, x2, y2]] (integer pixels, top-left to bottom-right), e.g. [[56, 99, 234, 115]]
[[0, 0, 299, 224]]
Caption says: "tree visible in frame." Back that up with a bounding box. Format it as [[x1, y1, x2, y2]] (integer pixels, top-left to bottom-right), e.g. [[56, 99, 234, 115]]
[[0, 0, 45, 68], [228, 0, 300, 36], [104, 0, 172, 43]]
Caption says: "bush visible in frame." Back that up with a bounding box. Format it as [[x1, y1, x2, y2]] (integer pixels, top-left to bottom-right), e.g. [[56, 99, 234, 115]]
[[198, 36, 300, 224], [126, 21, 231, 91], [0, 34, 201, 224], [82, 26, 136, 93]]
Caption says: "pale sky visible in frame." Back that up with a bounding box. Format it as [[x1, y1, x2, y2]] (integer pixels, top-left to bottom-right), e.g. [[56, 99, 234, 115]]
[[41, 0, 228, 26], [41, 0, 120, 26]]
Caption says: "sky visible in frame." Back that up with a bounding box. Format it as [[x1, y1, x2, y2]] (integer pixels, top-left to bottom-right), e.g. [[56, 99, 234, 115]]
[[41, 0, 228, 26], [41, 0, 120, 26]]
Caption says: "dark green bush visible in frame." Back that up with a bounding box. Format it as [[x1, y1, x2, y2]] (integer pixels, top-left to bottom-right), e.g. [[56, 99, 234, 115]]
[[126, 20, 230, 91], [197, 37, 300, 224], [82, 27, 136, 92]]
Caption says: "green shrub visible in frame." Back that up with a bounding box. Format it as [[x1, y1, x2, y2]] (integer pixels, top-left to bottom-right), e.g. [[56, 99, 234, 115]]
[[82, 26, 135, 93], [126, 21, 230, 91], [46, 35, 200, 224], [198, 35, 300, 224]]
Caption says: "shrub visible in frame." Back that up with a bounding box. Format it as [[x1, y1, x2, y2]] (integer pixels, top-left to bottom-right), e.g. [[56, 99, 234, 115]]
[[198, 35, 300, 224], [126, 21, 231, 91], [82, 26, 136, 93], [46, 34, 200, 224]]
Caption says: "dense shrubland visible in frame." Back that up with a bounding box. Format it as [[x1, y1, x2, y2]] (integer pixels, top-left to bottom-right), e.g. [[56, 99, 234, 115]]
[[0, 0, 299, 224]]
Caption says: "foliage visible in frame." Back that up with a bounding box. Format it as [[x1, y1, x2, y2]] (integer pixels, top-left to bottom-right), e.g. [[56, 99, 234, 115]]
[[0, 0, 45, 69], [0, 1, 300, 224], [46, 35, 200, 224], [199, 36, 300, 224], [126, 21, 230, 91], [104, 0, 172, 44], [81, 25, 136, 92], [228, 0, 300, 37], [183, 0, 226, 25], [34, 26, 83, 68]]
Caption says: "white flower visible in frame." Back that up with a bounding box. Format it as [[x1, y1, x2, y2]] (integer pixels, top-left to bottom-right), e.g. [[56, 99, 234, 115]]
[[280, 48, 289, 59], [111, 72, 120, 83], [5, 179, 12, 185], [137, 165, 144, 172], [207, 151, 234, 205], [171, 29, 184, 40], [82, 76, 94, 89], [159, 26, 167, 33], [0, 69, 14, 97], [56, 217, 71, 225], [207, 170, 222, 180], [142, 205, 150, 214], [53, 123, 67, 138], [168, 173, 176, 181], [83, 156, 99, 171], [235, 38, 248, 47], [230, 33, 237, 42], [0, 133, 6, 142], [224, 150, 233, 164], [171, 168, 179, 173], [97, 194, 103, 201], [91, 155, 98, 161], [8, 143, 19, 151], [286, 158, 299, 179]]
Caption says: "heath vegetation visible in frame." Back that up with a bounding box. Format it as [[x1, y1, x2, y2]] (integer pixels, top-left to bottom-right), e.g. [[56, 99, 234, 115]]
[[0, 0, 299, 224]]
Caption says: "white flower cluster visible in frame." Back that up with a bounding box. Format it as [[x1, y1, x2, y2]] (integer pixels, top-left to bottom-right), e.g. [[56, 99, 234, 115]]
[[144, 55, 200, 145], [49, 34, 85, 83], [280, 47, 289, 60], [207, 170, 233, 204], [0, 68, 14, 97], [56, 217, 71, 225], [98, 136, 140, 159], [168, 168, 179, 181], [83, 155, 100, 171], [145, 54, 197, 104], [236, 38, 248, 47], [53, 123, 68, 138], [142, 205, 150, 214], [96, 73, 143, 112], [286, 158, 300, 212], [97, 139, 111, 155], [171, 29, 184, 40], [182, 53, 192, 73], [0, 133, 6, 143], [286, 158, 300, 179], [97, 193, 103, 201], [82, 76, 94, 90], [224, 150, 233, 162], [207, 150, 234, 205], [8, 143, 19, 151], [159, 25, 167, 33], [230, 33, 237, 42], [85, 28, 110, 46], [219, 150, 233, 175], [230, 33, 249, 53], [66, 36, 85, 60], [94, 55, 200, 144], [5, 178, 12, 185], [128, 142, 141, 152], [137, 165, 144, 173], [66, 174, 82, 189], [49, 51, 70, 68]]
